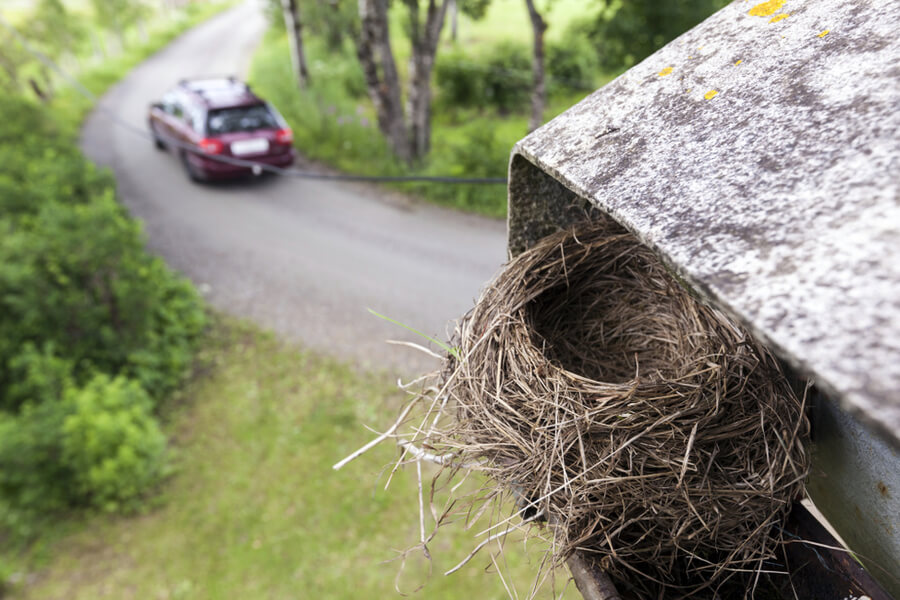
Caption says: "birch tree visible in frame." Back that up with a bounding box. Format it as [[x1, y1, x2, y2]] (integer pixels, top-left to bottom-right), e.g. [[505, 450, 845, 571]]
[[523, 0, 547, 132], [356, 0, 451, 163], [281, 0, 310, 88], [356, 0, 409, 161], [404, 0, 451, 159]]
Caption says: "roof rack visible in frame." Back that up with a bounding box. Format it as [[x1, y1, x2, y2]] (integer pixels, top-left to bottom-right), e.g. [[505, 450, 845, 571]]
[[177, 76, 248, 91]]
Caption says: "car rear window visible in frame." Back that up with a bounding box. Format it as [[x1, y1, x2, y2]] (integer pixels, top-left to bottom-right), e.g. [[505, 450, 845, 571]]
[[206, 104, 279, 135]]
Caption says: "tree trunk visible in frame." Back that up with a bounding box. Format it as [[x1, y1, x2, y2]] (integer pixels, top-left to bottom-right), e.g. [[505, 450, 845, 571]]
[[404, 0, 450, 161], [524, 0, 547, 133], [29, 78, 50, 102], [356, 0, 410, 161], [450, 0, 458, 41], [281, 0, 310, 88]]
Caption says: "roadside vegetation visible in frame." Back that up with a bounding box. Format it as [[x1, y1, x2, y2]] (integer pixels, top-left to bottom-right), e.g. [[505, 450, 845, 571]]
[[0, 0, 229, 591], [0, 0, 732, 597], [251, 0, 729, 218], [0, 3, 569, 597]]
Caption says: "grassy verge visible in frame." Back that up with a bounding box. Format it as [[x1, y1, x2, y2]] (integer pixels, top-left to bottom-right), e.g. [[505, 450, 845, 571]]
[[8, 318, 577, 599], [249, 2, 614, 219]]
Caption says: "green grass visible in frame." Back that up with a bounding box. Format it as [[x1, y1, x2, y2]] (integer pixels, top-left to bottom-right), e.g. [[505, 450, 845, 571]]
[[6, 319, 578, 599]]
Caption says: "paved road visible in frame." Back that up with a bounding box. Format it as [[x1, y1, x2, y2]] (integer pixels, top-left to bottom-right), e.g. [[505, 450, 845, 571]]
[[81, 1, 508, 376]]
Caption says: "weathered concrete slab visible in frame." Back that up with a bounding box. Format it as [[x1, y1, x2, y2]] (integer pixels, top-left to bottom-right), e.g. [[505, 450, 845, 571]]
[[507, 0, 900, 593], [510, 0, 900, 446]]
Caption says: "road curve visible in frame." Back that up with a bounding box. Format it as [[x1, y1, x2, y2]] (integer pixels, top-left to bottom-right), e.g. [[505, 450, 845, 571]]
[[81, 1, 508, 376]]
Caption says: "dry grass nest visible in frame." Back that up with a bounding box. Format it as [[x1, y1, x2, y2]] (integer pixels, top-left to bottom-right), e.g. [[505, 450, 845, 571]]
[[412, 219, 810, 599]]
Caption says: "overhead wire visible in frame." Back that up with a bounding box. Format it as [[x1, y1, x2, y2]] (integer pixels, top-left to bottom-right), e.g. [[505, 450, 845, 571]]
[[0, 13, 508, 186]]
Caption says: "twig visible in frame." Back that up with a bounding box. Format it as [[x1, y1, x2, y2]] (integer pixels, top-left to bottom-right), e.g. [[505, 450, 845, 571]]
[[398, 440, 457, 466], [333, 400, 417, 470], [386, 339, 444, 360], [445, 511, 545, 576]]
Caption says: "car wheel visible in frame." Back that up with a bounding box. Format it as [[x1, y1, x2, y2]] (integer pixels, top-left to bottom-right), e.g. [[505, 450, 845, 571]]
[[149, 122, 166, 150], [180, 151, 205, 183]]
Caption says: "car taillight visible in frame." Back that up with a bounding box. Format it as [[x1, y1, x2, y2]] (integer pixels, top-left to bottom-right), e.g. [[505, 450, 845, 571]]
[[198, 138, 224, 154], [276, 128, 293, 144]]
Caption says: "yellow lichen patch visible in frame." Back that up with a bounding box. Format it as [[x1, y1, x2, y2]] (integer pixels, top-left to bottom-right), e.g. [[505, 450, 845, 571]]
[[704, 90, 718, 100], [769, 13, 790, 22], [658, 66, 674, 76], [748, 0, 785, 17], [734, 59, 743, 65], [818, 29, 830, 37]]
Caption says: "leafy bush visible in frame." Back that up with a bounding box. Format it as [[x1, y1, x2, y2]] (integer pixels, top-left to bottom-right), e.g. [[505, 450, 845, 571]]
[[419, 122, 508, 216], [0, 375, 166, 533], [481, 42, 531, 113], [435, 48, 485, 108], [62, 375, 168, 512], [586, 0, 730, 70], [547, 36, 599, 92], [0, 195, 205, 405], [0, 72, 204, 532], [444, 123, 508, 180], [0, 398, 74, 533], [437, 42, 531, 114], [0, 96, 113, 221], [4, 343, 74, 413]]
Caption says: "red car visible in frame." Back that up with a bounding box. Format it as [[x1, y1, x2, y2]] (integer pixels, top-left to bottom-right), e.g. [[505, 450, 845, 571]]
[[148, 77, 294, 182]]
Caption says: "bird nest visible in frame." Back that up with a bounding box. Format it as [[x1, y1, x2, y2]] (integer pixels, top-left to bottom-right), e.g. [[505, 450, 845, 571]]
[[347, 218, 810, 599]]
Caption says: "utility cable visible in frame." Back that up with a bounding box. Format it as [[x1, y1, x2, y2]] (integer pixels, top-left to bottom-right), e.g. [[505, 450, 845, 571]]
[[0, 14, 507, 185]]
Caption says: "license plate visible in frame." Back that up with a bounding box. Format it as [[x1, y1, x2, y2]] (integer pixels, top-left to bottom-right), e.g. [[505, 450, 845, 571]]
[[231, 138, 269, 156]]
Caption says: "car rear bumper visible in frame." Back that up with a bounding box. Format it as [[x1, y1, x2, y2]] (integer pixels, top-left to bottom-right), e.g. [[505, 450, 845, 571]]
[[189, 149, 295, 180]]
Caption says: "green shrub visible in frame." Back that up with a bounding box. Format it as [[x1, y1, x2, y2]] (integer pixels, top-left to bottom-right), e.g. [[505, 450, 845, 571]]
[[0, 375, 167, 529], [5, 343, 74, 412], [62, 375, 167, 512], [0, 193, 205, 405], [419, 122, 508, 216], [436, 42, 531, 113], [0, 94, 60, 145], [0, 96, 112, 220], [547, 36, 599, 92], [481, 42, 531, 114], [0, 398, 74, 532], [435, 48, 485, 108], [0, 0, 227, 544], [586, 0, 730, 71]]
